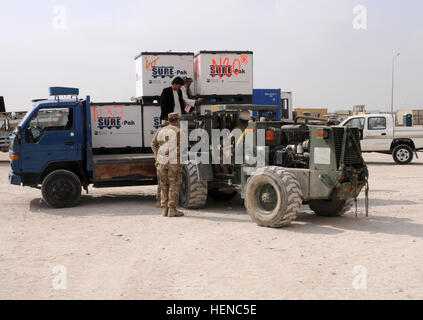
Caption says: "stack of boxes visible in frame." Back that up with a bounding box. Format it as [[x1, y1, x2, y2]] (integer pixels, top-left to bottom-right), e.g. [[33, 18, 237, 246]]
[[135, 51, 254, 104], [134, 50, 254, 145], [134, 52, 194, 147]]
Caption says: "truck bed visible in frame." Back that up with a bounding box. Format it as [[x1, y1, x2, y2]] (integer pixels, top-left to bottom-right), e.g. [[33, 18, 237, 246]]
[[92, 153, 157, 182], [394, 127, 423, 139], [92, 153, 155, 164]]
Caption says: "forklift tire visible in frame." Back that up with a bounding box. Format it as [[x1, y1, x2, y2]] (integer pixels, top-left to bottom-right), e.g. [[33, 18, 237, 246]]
[[392, 144, 413, 165], [179, 161, 208, 209], [41, 170, 82, 208], [208, 189, 237, 201], [245, 166, 302, 228], [309, 198, 354, 217]]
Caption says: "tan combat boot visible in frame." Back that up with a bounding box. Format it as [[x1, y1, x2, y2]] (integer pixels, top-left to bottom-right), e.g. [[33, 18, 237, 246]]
[[162, 207, 169, 217], [168, 208, 184, 217]]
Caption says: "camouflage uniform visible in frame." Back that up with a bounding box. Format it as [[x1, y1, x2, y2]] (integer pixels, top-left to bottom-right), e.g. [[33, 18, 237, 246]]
[[151, 113, 183, 217], [151, 120, 168, 207], [221, 111, 250, 174]]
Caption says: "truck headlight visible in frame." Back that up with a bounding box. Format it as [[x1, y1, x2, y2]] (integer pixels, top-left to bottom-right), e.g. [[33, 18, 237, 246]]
[[10, 153, 20, 161]]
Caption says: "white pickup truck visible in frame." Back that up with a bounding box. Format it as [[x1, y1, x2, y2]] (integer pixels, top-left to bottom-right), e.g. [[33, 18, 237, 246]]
[[340, 114, 423, 164]]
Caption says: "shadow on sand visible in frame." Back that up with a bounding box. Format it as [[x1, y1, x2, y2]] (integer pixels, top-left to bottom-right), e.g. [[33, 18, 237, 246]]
[[28, 190, 423, 238], [0, 160, 10, 167], [366, 161, 423, 166], [290, 209, 423, 238], [29, 193, 159, 217]]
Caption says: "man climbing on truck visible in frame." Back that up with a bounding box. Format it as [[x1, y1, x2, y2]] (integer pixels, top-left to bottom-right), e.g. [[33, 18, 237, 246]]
[[160, 77, 186, 120]]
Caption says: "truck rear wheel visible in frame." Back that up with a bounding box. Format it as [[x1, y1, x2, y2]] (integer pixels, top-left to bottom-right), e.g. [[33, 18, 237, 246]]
[[392, 144, 413, 165], [179, 161, 208, 209], [245, 167, 302, 228], [41, 170, 82, 208], [309, 198, 354, 217]]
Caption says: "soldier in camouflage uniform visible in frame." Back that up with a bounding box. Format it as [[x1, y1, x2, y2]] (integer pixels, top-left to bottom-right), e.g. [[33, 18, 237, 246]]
[[151, 112, 184, 217], [152, 119, 168, 208], [221, 110, 251, 174]]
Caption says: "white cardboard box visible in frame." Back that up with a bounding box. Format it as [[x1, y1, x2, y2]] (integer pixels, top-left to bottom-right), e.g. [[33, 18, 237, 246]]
[[142, 105, 162, 148], [135, 52, 194, 98], [91, 104, 142, 149], [194, 51, 253, 96]]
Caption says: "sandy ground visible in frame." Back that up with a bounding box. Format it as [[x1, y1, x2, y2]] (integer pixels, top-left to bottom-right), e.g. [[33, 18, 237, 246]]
[[0, 152, 422, 300]]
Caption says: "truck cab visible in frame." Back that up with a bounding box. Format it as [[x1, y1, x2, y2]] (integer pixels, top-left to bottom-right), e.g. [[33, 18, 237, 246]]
[[9, 87, 157, 208], [341, 114, 393, 151], [9, 97, 85, 187], [340, 114, 423, 164]]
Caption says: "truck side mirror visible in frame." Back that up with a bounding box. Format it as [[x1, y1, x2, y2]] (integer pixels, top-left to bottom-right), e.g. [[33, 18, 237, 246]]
[[16, 126, 22, 143]]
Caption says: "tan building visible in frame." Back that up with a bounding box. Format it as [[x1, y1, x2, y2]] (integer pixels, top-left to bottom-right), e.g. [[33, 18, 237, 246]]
[[352, 105, 367, 115], [335, 110, 352, 121], [293, 108, 328, 118], [397, 109, 423, 126]]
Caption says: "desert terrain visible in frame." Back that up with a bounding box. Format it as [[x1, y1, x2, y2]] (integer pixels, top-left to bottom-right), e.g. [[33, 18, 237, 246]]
[[0, 152, 422, 299]]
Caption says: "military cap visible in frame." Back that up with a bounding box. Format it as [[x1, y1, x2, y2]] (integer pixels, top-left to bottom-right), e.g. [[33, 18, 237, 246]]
[[239, 110, 251, 121], [168, 112, 180, 121]]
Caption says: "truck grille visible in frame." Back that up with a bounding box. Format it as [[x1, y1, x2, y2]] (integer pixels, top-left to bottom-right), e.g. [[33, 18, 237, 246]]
[[332, 127, 363, 169], [0, 135, 9, 147]]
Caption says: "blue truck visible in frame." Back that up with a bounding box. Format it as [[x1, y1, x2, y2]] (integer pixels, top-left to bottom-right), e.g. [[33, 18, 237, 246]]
[[8, 87, 157, 208]]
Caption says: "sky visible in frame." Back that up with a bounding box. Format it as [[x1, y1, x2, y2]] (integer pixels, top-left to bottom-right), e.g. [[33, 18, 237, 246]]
[[0, 0, 422, 112]]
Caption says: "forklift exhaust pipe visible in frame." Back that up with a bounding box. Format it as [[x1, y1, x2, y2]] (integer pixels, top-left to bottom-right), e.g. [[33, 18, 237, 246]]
[[0, 96, 5, 113]]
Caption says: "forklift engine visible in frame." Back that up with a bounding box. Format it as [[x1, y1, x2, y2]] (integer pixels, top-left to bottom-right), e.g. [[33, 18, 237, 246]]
[[273, 124, 311, 169]]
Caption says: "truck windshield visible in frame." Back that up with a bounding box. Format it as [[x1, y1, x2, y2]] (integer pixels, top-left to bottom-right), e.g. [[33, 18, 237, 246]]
[[343, 117, 365, 130], [26, 108, 73, 143], [19, 110, 33, 128]]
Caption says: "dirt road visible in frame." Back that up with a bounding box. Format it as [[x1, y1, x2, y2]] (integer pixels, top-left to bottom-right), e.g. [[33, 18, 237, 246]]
[[0, 152, 422, 299]]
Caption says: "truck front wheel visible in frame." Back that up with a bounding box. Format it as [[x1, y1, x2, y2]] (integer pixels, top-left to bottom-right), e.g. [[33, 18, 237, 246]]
[[392, 144, 413, 165], [41, 170, 82, 208], [245, 167, 302, 228], [309, 198, 354, 217]]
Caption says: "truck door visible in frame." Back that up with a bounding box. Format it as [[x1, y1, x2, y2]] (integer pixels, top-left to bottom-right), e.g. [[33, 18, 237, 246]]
[[20, 104, 83, 173], [342, 117, 367, 150], [362, 116, 392, 151]]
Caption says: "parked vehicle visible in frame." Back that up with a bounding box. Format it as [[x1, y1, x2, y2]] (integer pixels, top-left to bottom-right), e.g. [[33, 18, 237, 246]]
[[340, 114, 423, 164], [9, 88, 369, 228], [179, 106, 369, 227], [1, 112, 27, 152], [8, 87, 157, 208]]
